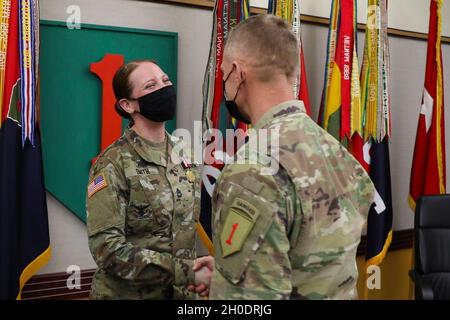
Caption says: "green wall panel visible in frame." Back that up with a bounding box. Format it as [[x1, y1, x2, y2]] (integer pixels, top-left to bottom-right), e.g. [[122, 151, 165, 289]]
[[40, 21, 178, 221]]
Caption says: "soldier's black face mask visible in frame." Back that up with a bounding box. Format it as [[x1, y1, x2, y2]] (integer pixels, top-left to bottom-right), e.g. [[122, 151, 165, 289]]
[[132, 85, 176, 122], [223, 67, 251, 124]]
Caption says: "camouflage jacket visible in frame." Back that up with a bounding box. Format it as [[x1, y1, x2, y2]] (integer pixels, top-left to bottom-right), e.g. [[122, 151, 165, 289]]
[[86, 128, 200, 300], [209, 100, 375, 300]]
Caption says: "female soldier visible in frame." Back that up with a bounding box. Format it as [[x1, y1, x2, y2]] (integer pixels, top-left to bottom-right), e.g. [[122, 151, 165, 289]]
[[86, 60, 210, 299]]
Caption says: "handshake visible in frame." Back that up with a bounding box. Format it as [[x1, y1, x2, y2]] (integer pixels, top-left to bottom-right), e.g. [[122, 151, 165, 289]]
[[187, 256, 215, 297]]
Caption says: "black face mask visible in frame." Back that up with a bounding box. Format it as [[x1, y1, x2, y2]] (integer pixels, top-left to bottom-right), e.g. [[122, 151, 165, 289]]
[[223, 68, 251, 124], [132, 85, 176, 122]]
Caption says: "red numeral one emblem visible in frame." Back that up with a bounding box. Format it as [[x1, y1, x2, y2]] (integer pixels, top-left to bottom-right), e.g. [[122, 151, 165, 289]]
[[226, 223, 239, 245], [90, 54, 124, 163]]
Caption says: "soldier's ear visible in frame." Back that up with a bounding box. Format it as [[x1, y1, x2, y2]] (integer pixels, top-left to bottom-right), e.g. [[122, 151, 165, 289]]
[[233, 62, 246, 84], [119, 98, 136, 115], [232, 62, 241, 81]]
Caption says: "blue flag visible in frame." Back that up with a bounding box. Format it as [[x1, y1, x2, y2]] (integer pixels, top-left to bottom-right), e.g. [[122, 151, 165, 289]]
[[0, 0, 50, 300], [365, 138, 393, 265]]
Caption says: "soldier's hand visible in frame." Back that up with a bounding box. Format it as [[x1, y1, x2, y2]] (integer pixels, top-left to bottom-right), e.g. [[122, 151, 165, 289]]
[[186, 270, 210, 296], [193, 255, 214, 272], [193, 266, 212, 297], [187, 256, 214, 297]]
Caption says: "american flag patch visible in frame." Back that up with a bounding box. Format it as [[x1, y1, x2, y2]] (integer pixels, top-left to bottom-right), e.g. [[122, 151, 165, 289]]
[[88, 173, 108, 198]]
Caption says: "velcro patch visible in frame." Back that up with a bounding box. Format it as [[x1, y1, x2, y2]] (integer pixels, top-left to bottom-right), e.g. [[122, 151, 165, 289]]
[[87, 173, 108, 198], [241, 177, 264, 195], [220, 198, 259, 258]]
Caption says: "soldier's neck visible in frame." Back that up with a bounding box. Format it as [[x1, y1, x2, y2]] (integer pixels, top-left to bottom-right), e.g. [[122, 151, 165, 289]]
[[247, 78, 296, 125], [131, 115, 166, 144]]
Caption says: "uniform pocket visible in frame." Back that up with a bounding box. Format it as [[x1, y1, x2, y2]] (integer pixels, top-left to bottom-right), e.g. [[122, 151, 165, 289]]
[[127, 175, 172, 235], [214, 181, 276, 285]]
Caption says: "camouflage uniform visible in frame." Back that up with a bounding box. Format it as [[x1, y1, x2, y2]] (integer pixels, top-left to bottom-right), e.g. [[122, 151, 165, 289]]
[[209, 100, 375, 300], [86, 128, 200, 300]]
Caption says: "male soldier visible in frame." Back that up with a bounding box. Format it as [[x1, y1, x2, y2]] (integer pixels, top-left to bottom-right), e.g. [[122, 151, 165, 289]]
[[208, 15, 375, 299]]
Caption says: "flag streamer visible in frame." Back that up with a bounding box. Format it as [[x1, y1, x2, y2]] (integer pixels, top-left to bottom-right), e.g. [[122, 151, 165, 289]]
[[319, 0, 360, 142], [0, 0, 11, 125], [360, 0, 391, 142], [320, 0, 393, 270], [18, 0, 37, 146]]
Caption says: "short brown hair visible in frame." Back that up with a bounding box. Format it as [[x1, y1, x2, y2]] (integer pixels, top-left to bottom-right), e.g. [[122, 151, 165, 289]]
[[112, 59, 156, 120], [225, 14, 299, 81]]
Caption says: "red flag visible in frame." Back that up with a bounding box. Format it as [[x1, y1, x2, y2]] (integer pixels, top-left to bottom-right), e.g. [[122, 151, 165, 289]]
[[409, 0, 446, 211], [298, 41, 311, 116]]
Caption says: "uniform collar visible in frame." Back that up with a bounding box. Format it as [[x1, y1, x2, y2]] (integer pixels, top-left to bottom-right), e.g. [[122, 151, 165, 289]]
[[253, 100, 306, 130], [125, 128, 169, 167], [125, 128, 190, 168]]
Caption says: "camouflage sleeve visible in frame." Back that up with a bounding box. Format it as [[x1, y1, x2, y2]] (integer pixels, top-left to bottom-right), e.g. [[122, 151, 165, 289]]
[[354, 168, 376, 220], [210, 164, 295, 299], [86, 157, 194, 287]]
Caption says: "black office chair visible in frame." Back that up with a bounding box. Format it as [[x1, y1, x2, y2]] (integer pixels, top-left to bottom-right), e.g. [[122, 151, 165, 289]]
[[409, 195, 450, 300]]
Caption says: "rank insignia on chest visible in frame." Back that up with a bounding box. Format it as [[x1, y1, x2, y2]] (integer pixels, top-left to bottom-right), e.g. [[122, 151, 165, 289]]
[[186, 170, 196, 183]]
